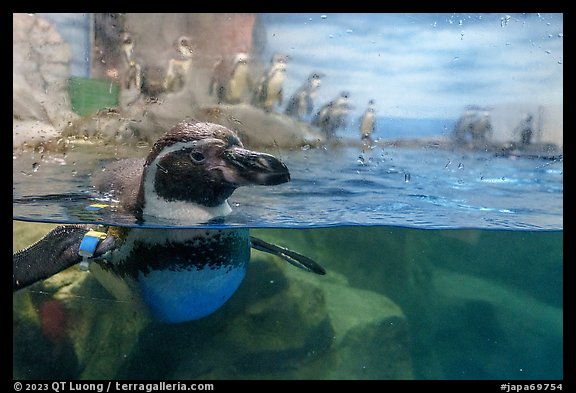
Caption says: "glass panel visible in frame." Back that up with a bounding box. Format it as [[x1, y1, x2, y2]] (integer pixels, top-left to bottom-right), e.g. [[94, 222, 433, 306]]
[[13, 13, 563, 381]]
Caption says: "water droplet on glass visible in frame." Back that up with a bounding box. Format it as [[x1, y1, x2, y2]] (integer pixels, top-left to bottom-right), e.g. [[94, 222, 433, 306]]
[[357, 155, 365, 165], [545, 50, 551, 54], [458, 20, 463, 26], [32, 162, 39, 172], [346, 29, 353, 34], [301, 144, 310, 151], [558, 33, 563, 38], [328, 34, 334, 39], [458, 163, 464, 169], [71, 169, 78, 176], [404, 173, 411, 183], [320, 15, 327, 20]]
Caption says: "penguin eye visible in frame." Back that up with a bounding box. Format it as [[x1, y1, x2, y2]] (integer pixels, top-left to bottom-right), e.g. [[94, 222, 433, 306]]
[[189, 151, 206, 164]]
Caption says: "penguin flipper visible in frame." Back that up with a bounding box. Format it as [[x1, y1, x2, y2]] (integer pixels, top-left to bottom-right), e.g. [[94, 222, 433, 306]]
[[13, 225, 117, 291], [250, 236, 326, 275]]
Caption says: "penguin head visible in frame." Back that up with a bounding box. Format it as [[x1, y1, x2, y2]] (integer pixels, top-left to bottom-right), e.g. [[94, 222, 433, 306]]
[[309, 72, 324, 90], [271, 53, 289, 64], [136, 121, 290, 223], [176, 36, 194, 58], [234, 52, 249, 65], [121, 32, 134, 47]]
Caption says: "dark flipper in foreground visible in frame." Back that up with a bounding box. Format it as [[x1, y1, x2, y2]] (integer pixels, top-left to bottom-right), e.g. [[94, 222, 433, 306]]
[[250, 236, 326, 275], [13, 225, 116, 292]]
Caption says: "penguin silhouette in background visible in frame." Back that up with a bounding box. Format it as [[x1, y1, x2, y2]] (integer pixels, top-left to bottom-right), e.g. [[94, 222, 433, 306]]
[[163, 36, 195, 93], [359, 99, 376, 145], [284, 72, 324, 122], [312, 91, 354, 140], [208, 55, 227, 103], [252, 54, 289, 112], [13, 121, 325, 324]]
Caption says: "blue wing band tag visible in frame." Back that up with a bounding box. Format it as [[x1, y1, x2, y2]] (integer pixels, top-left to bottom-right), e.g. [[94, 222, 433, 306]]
[[79, 230, 108, 271]]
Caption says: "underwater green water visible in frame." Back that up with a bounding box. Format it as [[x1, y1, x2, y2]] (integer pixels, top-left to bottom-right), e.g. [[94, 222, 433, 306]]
[[13, 221, 562, 380]]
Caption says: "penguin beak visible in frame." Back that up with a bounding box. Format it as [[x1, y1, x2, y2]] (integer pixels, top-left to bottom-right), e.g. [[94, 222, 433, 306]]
[[221, 147, 290, 186]]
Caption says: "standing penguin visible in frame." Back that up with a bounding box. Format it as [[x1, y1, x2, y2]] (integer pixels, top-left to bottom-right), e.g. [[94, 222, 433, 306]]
[[163, 36, 195, 93], [252, 54, 289, 112], [209, 52, 253, 105], [284, 72, 324, 122], [312, 91, 354, 140], [208, 55, 227, 103], [359, 99, 376, 144], [225, 52, 252, 104], [13, 121, 325, 324], [119, 32, 142, 91]]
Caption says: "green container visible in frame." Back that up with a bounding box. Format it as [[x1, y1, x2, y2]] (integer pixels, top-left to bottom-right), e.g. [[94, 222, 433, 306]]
[[68, 76, 120, 117]]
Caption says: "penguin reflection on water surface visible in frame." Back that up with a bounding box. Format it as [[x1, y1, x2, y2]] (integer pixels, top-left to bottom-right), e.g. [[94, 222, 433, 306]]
[[13, 121, 325, 324]]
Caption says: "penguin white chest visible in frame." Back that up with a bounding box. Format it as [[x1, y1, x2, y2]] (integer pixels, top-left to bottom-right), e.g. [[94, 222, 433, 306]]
[[95, 228, 251, 323], [265, 72, 285, 105], [228, 64, 250, 101]]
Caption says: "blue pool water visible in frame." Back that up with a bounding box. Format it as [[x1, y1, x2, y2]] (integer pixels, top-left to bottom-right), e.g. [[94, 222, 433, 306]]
[[12, 142, 563, 230]]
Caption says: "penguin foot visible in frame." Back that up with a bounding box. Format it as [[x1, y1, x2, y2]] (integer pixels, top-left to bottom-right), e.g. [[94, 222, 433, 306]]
[[250, 236, 326, 275]]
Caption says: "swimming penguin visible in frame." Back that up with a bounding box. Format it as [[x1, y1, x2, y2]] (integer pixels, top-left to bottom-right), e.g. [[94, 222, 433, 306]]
[[312, 91, 354, 140], [359, 99, 376, 142], [284, 72, 324, 122], [252, 54, 289, 112], [163, 36, 195, 93], [13, 121, 325, 324]]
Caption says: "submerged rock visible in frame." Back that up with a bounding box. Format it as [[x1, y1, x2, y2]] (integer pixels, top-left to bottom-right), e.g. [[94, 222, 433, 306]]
[[13, 221, 414, 380]]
